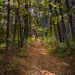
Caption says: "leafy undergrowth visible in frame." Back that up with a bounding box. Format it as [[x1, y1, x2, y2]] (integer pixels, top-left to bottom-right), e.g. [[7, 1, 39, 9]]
[[0, 37, 33, 75], [45, 40, 75, 71], [44, 36, 75, 57], [16, 52, 28, 58], [46, 42, 75, 57], [0, 47, 28, 75]]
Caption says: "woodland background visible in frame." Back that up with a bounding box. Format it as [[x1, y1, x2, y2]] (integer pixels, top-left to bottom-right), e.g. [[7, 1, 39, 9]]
[[0, 0, 75, 75]]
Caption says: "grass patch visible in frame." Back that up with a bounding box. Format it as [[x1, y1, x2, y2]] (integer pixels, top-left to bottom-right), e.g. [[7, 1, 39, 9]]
[[47, 43, 75, 58], [17, 52, 28, 58]]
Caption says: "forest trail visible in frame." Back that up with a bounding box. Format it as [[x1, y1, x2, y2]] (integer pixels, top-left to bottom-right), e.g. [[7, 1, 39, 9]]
[[20, 41, 73, 75]]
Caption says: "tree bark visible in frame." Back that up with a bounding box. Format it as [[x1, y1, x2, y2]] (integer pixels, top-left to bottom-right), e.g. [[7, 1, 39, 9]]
[[53, 20, 58, 41], [10, 12, 17, 56], [55, 0, 62, 42], [22, 0, 29, 47], [49, 0, 52, 36], [66, 0, 75, 38], [6, 0, 10, 63], [58, 0, 69, 46], [29, 1, 31, 36], [17, 0, 23, 47]]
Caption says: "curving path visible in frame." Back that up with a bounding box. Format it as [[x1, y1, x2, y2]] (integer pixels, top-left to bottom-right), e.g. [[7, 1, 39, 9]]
[[20, 41, 74, 75]]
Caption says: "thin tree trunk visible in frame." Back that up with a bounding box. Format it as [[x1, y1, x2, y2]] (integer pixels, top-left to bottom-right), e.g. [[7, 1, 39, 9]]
[[55, 0, 62, 42], [17, 0, 23, 47], [53, 20, 58, 41], [10, 12, 17, 56], [72, 0, 73, 5], [6, 0, 10, 63], [18, 30, 20, 53], [11, 17, 13, 34], [25, 0, 28, 40], [29, 1, 31, 36], [58, 0, 69, 46], [49, 0, 52, 37], [22, 0, 28, 47], [66, 0, 75, 38]]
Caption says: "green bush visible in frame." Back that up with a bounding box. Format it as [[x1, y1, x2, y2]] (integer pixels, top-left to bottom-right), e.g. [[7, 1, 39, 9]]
[[48, 43, 73, 58], [17, 52, 28, 58]]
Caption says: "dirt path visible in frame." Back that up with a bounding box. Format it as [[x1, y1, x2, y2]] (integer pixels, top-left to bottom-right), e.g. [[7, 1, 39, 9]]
[[20, 41, 74, 75]]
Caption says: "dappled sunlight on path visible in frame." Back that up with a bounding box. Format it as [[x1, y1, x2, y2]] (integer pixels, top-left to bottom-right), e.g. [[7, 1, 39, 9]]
[[20, 41, 73, 75]]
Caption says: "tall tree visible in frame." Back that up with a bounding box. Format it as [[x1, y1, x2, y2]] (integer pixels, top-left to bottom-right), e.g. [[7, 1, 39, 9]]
[[53, 20, 58, 41], [55, 0, 62, 42], [10, 11, 17, 56], [66, 0, 75, 38], [22, 0, 29, 47], [58, 0, 69, 46], [49, 0, 52, 36], [29, 0, 32, 36], [6, 0, 10, 63], [17, 0, 23, 47]]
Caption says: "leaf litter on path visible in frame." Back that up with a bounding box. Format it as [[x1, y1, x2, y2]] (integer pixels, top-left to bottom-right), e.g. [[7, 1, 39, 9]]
[[19, 41, 74, 75]]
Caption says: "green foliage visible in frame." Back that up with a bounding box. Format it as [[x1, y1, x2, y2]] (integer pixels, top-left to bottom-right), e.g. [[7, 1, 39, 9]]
[[27, 37, 33, 45], [48, 43, 75, 58], [44, 35, 57, 48], [17, 52, 28, 58], [70, 41, 75, 49], [37, 37, 43, 43]]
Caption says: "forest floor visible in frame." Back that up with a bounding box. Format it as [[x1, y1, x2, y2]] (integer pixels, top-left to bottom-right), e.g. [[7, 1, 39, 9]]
[[0, 41, 75, 75]]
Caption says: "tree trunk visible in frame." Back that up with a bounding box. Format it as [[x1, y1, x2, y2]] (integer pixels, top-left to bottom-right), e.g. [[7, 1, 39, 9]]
[[53, 20, 58, 41], [55, 0, 62, 42], [10, 12, 17, 56], [18, 30, 20, 53], [25, 0, 28, 40], [6, 0, 10, 63], [66, 0, 75, 38], [22, 0, 28, 47], [49, 0, 52, 36], [58, 0, 69, 46], [11, 17, 13, 34], [72, 0, 73, 5], [29, 1, 31, 36], [17, 0, 23, 47]]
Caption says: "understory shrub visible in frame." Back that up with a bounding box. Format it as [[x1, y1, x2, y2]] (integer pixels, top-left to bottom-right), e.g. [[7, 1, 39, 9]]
[[44, 35, 75, 58]]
